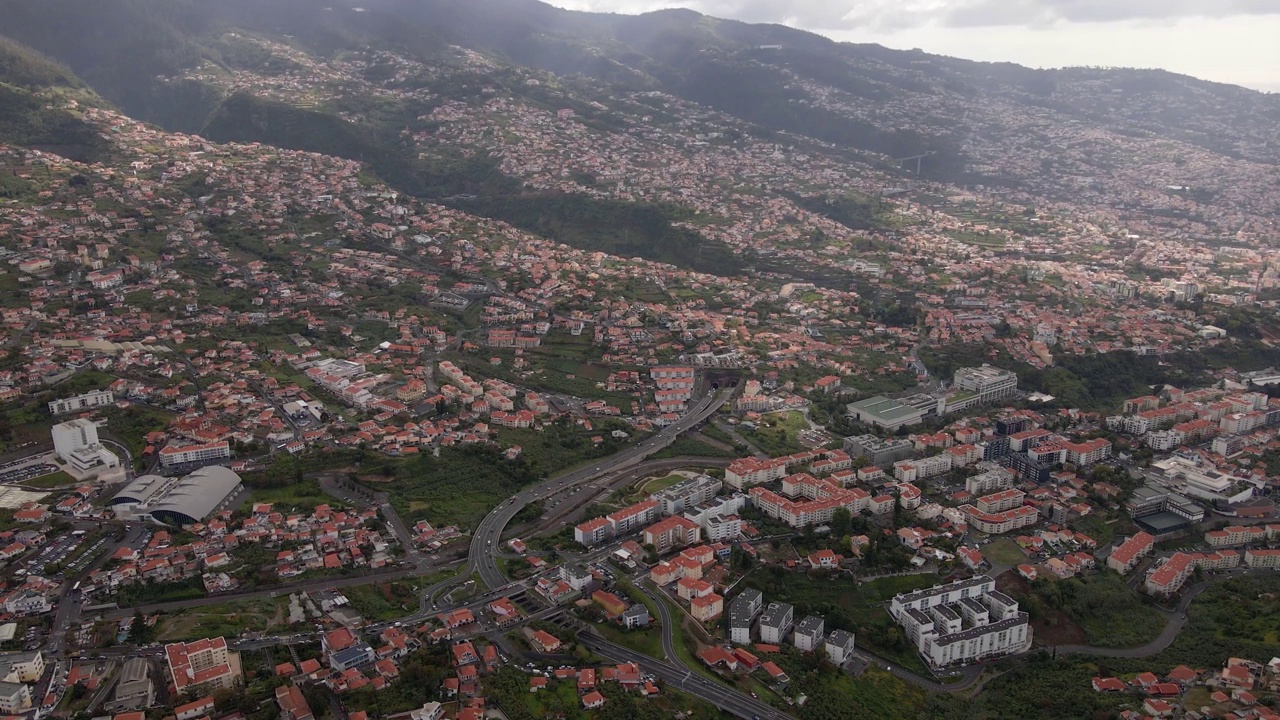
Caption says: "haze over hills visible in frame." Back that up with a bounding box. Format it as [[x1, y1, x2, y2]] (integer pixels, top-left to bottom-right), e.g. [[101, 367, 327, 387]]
[[4, 0, 1279, 178]]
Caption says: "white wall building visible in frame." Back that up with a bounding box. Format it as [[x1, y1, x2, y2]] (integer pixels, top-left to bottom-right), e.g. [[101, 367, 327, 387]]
[[48, 389, 115, 416], [890, 576, 1031, 668], [51, 418, 120, 476]]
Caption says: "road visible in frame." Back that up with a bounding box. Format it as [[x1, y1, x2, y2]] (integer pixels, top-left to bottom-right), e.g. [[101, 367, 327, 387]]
[[579, 633, 787, 720], [431, 387, 734, 597]]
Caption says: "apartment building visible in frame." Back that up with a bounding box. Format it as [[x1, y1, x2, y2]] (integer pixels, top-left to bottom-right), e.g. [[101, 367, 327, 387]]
[[759, 602, 794, 645], [653, 475, 722, 515], [159, 441, 231, 468], [727, 589, 763, 645], [890, 576, 1030, 668], [958, 504, 1038, 534], [965, 466, 1016, 495], [48, 389, 115, 415], [1106, 532, 1155, 574], [642, 516, 701, 554], [165, 637, 241, 693], [975, 489, 1025, 514], [793, 616, 825, 652]]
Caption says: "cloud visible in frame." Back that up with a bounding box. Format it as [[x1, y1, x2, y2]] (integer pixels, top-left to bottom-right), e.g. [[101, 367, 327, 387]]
[[554, 0, 1280, 30]]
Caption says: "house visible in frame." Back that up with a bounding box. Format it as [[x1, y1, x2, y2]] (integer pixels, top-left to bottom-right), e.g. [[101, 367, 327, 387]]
[[529, 631, 561, 654], [274, 684, 314, 720], [1092, 677, 1126, 692], [581, 691, 606, 710], [807, 549, 843, 569], [621, 604, 651, 629]]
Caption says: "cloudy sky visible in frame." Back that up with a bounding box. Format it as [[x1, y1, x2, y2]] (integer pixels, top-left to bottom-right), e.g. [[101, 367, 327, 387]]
[[545, 0, 1280, 92]]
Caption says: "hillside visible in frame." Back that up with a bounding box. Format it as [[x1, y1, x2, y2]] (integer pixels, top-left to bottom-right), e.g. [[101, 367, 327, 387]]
[[0, 37, 110, 163], [2, 0, 1277, 273]]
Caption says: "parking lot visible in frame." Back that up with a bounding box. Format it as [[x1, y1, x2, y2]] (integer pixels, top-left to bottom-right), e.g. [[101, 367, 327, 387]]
[[0, 459, 60, 484]]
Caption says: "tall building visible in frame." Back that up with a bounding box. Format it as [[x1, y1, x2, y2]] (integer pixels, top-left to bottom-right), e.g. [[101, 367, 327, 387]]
[[727, 589, 763, 645], [953, 366, 1018, 404], [51, 419, 120, 476]]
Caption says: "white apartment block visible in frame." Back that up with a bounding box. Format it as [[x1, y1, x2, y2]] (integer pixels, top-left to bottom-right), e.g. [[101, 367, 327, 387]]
[[159, 441, 231, 468], [49, 389, 115, 415], [890, 576, 1030, 668], [953, 366, 1018, 404], [965, 466, 1016, 495], [893, 453, 953, 483], [653, 474, 722, 515]]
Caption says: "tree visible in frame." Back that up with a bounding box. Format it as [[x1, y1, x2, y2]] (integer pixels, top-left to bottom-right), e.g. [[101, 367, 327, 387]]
[[831, 507, 852, 538]]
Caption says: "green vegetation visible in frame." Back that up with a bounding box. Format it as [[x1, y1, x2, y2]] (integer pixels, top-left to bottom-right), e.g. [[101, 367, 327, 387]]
[[981, 538, 1029, 568], [342, 643, 455, 717], [456, 193, 743, 276], [340, 581, 420, 621], [19, 470, 75, 488], [923, 340, 1280, 412], [919, 655, 1132, 720], [244, 477, 340, 514], [946, 574, 1280, 719], [489, 665, 718, 720], [1012, 573, 1166, 648], [736, 411, 812, 456], [1109, 574, 1280, 670], [98, 405, 174, 468], [375, 444, 538, 530], [117, 577, 209, 606], [156, 596, 292, 641], [783, 191, 893, 233], [0, 83, 108, 163], [492, 418, 635, 479], [775, 656, 926, 720]]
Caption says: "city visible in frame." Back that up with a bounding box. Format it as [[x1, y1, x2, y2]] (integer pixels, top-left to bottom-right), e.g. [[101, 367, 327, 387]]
[[0, 1, 1278, 720]]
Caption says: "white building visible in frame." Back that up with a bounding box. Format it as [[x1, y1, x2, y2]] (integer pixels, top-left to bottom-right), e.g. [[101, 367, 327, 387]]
[[792, 616, 825, 652], [953, 366, 1018, 404], [759, 602, 793, 644], [51, 418, 120, 476], [824, 629, 856, 665], [48, 389, 115, 415], [158, 441, 231, 468], [653, 474, 722, 515], [890, 576, 1031, 668]]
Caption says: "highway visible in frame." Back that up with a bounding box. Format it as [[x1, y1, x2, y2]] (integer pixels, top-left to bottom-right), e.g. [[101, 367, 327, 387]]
[[428, 387, 734, 598], [579, 633, 787, 720]]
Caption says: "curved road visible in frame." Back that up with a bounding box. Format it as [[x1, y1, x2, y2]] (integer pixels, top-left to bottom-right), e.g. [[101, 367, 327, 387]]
[[581, 632, 788, 720], [425, 387, 733, 599]]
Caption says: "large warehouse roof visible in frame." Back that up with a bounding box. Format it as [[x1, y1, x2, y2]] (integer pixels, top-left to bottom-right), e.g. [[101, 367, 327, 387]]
[[148, 466, 242, 525], [109, 474, 170, 506]]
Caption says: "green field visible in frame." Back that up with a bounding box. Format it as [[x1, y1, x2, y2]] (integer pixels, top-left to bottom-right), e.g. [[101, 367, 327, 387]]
[[20, 470, 76, 488], [1013, 572, 1166, 648], [245, 478, 344, 514], [983, 538, 1029, 567], [736, 411, 812, 457], [156, 596, 293, 641], [340, 580, 421, 621]]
